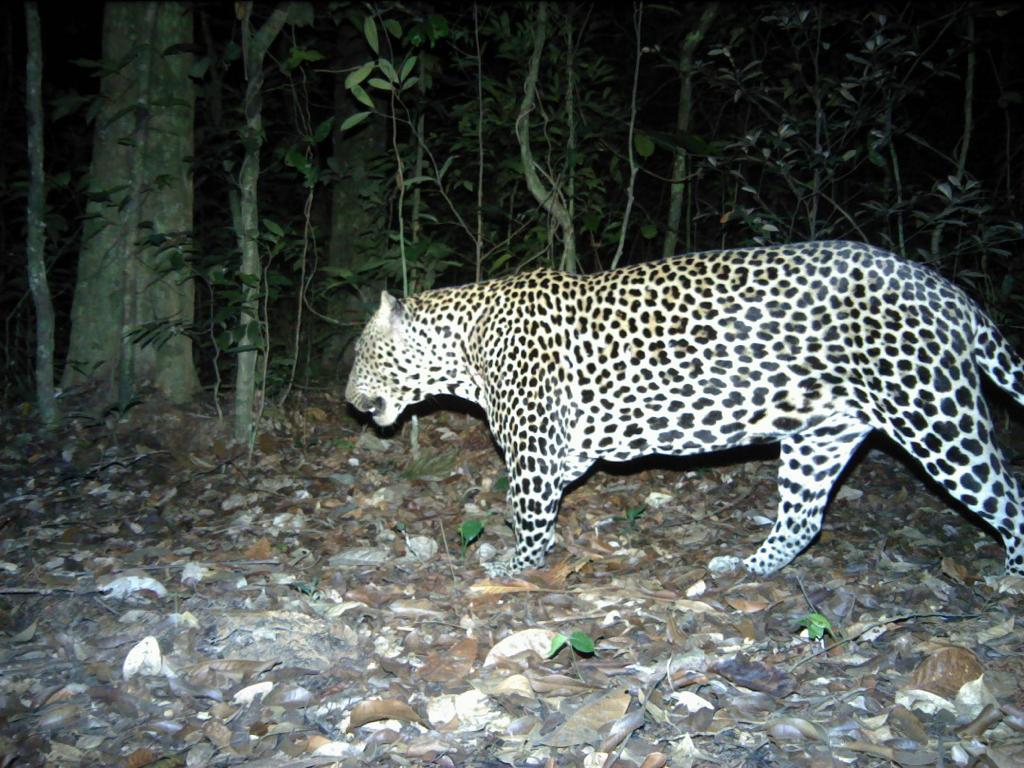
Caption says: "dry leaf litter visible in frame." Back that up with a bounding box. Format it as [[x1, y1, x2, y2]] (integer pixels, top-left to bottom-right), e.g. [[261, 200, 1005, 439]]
[[0, 394, 1022, 767]]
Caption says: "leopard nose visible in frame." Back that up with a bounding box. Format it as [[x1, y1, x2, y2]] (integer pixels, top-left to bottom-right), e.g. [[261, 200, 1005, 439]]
[[370, 396, 385, 415]]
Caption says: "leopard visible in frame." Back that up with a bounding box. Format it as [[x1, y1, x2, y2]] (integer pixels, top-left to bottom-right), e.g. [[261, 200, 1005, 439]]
[[345, 241, 1024, 578]]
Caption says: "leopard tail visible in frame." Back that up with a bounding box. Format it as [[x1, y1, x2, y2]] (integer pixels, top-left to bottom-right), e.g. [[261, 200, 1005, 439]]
[[973, 310, 1024, 407]]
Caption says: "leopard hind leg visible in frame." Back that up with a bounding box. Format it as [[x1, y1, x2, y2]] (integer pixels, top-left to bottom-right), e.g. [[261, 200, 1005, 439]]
[[743, 413, 871, 575], [884, 385, 1024, 575]]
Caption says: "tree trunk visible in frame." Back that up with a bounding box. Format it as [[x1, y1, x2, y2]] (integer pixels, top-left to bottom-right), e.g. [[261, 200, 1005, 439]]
[[232, 3, 291, 446], [24, 2, 58, 425], [663, 4, 717, 259], [137, 4, 199, 401], [63, 2, 198, 405]]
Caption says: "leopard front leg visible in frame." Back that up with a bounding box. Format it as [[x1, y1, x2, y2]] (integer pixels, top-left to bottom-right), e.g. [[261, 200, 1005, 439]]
[[483, 453, 565, 578]]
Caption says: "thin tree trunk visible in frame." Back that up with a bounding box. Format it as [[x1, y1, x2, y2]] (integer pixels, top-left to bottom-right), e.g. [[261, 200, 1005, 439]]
[[956, 13, 975, 183], [663, 4, 716, 259], [233, 3, 290, 446], [24, 2, 57, 425], [409, 58, 427, 257], [516, 2, 576, 273], [610, 3, 643, 271]]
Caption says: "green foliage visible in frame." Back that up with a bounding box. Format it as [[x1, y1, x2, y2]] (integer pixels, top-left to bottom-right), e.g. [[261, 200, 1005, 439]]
[[623, 505, 646, 529], [797, 612, 836, 641], [292, 578, 321, 600], [458, 518, 485, 557], [408, 15, 448, 48], [634, 133, 655, 159], [283, 46, 325, 72], [363, 16, 379, 54], [549, 630, 596, 657]]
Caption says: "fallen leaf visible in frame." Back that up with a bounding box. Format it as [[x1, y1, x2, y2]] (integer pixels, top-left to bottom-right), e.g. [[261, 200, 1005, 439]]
[[311, 739, 361, 758], [469, 578, 541, 595], [538, 688, 631, 747], [10, 619, 37, 643], [887, 704, 929, 743], [329, 547, 392, 567], [715, 654, 796, 697], [909, 646, 983, 698], [840, 739, 939, 765], [958, 702, 1002, 739], [724, 596, 769, 613], [186, 659, 275, 687], [426, 689, 508, 731], [122, 636, 162, 679], [992, 574, 1024, 594], [474, 673, 535, 699], [388, 598, 447, 619], [97, 573, 167, 600], [976, 617, 1015, 644], [955, 675, 998, 721], [669, 598, 718, 614], [895, 687, 956, 715], [244, 537, 273, 560], [401, 535, 438, 562], [180, 562, 209, 586], [527, 671, 597, 696], [420, 637, 478, 682], [670, 690, 715, 714], [305, 734, 331, 752], [203, 719, 233, 749], [347, 699, 424, 730], [36, 703, 81, 730], [599, 708, 645, 751], [232, 681, 274, 705], [940, 557, 970, 584], [483, 628, 557, 667], [767, 716, 825, 742], [685, 579, 706, 597], [123, 747, 159, 768], [43, 683, 86, 706], [639, 752, 669, 768]]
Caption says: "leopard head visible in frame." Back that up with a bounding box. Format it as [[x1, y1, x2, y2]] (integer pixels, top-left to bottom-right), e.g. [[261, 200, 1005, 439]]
[[345, 291, 426, 427]]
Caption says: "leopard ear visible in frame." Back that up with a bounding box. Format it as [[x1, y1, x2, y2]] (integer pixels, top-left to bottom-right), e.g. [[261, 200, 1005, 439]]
[[376, 290, 405, 331]]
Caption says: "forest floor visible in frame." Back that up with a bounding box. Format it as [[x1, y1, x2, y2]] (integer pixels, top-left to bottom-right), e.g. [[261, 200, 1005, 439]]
[[0, 392, 1022, 767]]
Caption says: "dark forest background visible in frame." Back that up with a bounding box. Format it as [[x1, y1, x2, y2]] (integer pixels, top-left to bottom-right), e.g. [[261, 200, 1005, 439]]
[[3, 2, 1023, 445]]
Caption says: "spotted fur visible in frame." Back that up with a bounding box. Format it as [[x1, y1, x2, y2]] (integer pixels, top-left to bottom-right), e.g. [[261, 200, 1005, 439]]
[[345, 241, 1024, 577]]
